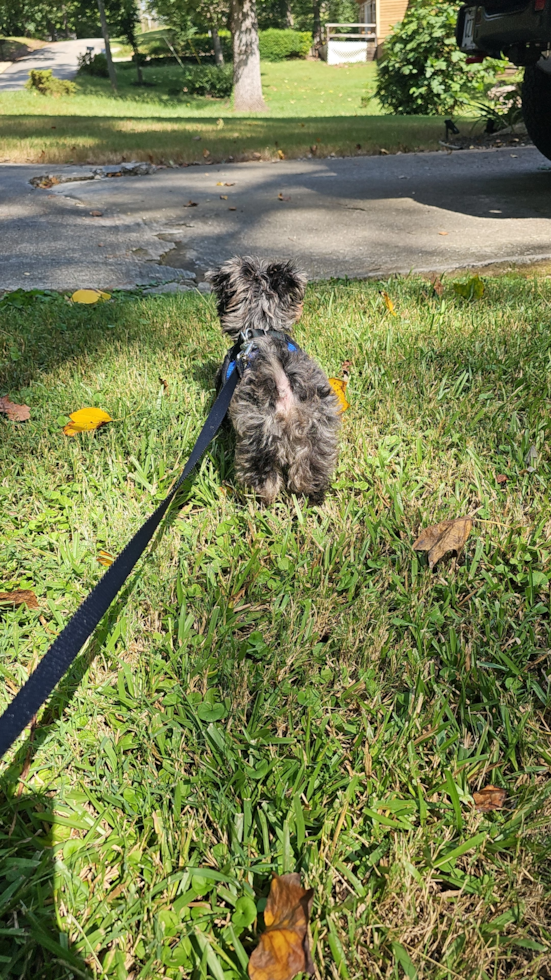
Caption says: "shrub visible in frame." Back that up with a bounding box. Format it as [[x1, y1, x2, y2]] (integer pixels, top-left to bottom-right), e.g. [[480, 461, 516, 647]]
[[376, 0, 506, 115], [166, 64, 233, 98], [77, 51, 109, 77], [258, 29, 312, 62], [25, 69, 76, 96]]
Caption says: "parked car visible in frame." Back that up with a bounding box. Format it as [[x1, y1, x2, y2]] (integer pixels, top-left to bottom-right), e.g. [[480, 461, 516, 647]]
[[456, 0, 551, 159]]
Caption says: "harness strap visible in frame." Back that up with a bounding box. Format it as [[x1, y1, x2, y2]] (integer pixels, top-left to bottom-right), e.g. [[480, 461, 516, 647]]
[[0, 369, 239, 760]]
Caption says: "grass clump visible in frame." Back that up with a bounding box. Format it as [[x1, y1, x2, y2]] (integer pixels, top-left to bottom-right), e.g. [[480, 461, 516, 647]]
[[0, 271, 550, 978]]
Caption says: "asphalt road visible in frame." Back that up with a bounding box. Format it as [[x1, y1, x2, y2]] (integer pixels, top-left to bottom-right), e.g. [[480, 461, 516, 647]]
[[2, 145, 551, 291], [0, 38, 104, 91]]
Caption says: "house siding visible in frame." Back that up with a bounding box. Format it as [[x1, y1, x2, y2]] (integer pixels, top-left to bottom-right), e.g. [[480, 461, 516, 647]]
[[378, 0, 409, 40]]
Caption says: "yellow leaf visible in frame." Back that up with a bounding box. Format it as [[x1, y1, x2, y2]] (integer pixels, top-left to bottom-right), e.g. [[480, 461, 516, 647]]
[[71, 289, 111, 304], [328, 377, 349, 413], [97, 549, 115, 567], [63, 407, 113, 436], [380, 291, 397, 316]]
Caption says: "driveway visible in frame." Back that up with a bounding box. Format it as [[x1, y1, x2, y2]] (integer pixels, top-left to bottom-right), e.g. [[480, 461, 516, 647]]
[[0, 38, 104, 91], [1, 145, 551, 290]]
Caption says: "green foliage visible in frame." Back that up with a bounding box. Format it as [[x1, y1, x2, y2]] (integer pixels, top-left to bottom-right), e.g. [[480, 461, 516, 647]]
[[176, 29, 233, 61], [258, 28, 312, 61], [25, 69, 76, 96], [376, 0, 507, 115], [77, 51, 109, 77], [166, 62, 233, 96]]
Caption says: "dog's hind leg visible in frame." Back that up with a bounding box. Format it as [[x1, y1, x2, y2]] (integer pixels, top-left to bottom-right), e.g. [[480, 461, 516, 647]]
[[234, 441, 283, 504]]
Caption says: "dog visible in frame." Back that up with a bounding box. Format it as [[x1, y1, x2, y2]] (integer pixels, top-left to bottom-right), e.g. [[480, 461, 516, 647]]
[[205, 256, 340, 505]]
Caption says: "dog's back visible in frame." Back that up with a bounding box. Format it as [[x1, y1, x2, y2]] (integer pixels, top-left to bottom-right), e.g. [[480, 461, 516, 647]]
[[206, 257, 340, 504]]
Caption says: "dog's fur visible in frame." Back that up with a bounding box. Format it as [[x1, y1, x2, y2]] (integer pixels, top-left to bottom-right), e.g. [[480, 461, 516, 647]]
[[206, 256, 340, 504]]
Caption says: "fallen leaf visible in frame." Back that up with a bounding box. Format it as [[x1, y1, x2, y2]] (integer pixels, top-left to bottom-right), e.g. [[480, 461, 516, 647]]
[[96, 549, 114, 567], [379, 147, 389, 154], [0, 396, 30, 422], [278, 193, 291, 202], [473, 784, 506, 812], [277, 149, 285, 159], [0, 590, 39, 609], [413, 517, 473, 568], [496, 473, 508, 485], [248, 873, 314, 980], [225, 181, 235, 186], [380, 291, 397, 316], [431, 276, 444, 298], [216, 181, 224, 185], [453, 275, 484, 301], [228, 207, 236, 211], [439, 231, 448, 236], [216, 117, 224, 128], [252, 152, 262, 160], [203, 148, 210, 158], [184, 200, 198, 207], [356, 143, 361, 149], [328, 377, 349, 413], [71, 288, 111, 304], [220, 194, 228, 200], [63, 407, 113, 436], [89, 210, 103, 217], [159, 375, 169, 393]]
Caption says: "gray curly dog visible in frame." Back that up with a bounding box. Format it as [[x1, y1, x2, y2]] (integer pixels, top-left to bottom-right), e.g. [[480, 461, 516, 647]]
[[206, 256, 340, 505]]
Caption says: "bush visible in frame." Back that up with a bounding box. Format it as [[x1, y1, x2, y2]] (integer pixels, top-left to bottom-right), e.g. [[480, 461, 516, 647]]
[[166, 64, 233, 98], [258, 29, 312, 62], [77, 51, 109, 77], [25, 69, 76, 96], [376, 0, 506, 115]]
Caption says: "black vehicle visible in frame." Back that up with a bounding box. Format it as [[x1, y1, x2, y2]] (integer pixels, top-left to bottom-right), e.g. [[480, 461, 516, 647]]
[[456, 0, 551, 159]]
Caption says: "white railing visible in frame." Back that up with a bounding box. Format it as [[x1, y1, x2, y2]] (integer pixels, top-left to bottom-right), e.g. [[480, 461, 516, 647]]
[[325, 23, 377, 42]]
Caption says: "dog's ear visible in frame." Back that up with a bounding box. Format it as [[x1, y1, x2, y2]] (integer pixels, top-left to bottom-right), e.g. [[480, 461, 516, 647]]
[[265, 262, 307, 303]]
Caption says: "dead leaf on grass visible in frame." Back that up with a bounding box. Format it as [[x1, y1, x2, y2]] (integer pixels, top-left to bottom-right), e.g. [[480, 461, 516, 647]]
[[248, 873, 314, 980], [0, 590, 39, 609], [277, 149, 285, 159], [63, 407, 112, 436], [413, 517, 473, 568], [0, 396, 30, 422], [473, 784, 506, 812], [430, 276, 445, 298], [71, 289, 111, 304], [496, 473, 508, 485], [380, 291, 397, 316], [159, 376, 169, 393], [97, 550, 115, 567]]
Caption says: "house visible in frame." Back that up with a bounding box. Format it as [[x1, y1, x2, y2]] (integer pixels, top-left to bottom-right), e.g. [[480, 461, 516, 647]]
[[322, 0, 409, 64]]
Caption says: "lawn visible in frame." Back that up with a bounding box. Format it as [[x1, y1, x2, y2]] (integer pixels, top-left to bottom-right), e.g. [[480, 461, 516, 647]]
[[0, 60, 454, 165], [0, 272, 550, 979]]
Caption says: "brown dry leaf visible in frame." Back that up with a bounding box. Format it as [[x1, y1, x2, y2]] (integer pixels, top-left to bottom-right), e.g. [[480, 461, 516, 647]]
[[431, 276, 445, 298], [89, 210, 103, 217], [228, 207, 236, 211], [0, 396, 30, 422], [248, 873, 314, 980], [203, 148, 210, 158], [473, 784, 506, 812], [159, 375, 169, 393], [220, 194, 228, 200], [183, 200, 198, 207], [413, 517, 473, 568], [225, 181, 235, 186], [63, 407, 113, 437], [439, 231, 449, 236], [252, 152, 262, 160], [0, 590, 39, 609], [380, 291, 397, 316], [278, 192, 291, 202], [496, 473, 508, 485]]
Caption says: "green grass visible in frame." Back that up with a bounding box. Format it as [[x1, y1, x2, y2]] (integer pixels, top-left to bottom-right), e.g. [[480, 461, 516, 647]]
[[1, 272, 551, 979], [0, 60, 453, 165]]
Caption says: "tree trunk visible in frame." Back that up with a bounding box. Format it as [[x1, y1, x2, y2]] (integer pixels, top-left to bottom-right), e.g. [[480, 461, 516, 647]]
[[212, 27, 224, 67], [132, 41, 143, 85], [313, 0, 322, 48], [96, 0, 117, 93], [232, 0, 266, 112]]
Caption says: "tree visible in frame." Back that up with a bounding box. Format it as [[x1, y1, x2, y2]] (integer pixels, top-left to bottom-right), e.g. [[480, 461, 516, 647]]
[[118, 0, 144, 84], [96, 0, 117, 92], [231, 0, 266, 110]]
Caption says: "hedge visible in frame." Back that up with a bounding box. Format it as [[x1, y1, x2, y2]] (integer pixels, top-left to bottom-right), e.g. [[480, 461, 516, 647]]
[[258, 29, 312, 61]]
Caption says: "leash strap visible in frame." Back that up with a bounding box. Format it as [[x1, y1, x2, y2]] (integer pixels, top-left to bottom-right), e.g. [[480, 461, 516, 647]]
[[0, 370, 239, 760]]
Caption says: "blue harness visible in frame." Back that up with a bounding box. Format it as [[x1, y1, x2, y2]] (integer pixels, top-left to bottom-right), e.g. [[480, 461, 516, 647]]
[[223, 330, 299, 384]]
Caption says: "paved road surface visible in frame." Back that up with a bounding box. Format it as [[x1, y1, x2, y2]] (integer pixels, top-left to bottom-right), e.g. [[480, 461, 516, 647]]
[[0, 38, 104, 91], [1, 145, 551, 290]]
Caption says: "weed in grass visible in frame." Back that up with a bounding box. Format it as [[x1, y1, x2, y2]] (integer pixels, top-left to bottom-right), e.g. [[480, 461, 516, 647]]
[[0, 274, 550, 978]]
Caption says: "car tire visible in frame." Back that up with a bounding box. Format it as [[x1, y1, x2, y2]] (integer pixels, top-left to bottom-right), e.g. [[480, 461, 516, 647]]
[[522, 62, 551, 161]]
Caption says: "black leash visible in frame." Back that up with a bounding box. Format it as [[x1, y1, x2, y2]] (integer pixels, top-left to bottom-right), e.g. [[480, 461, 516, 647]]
[[0, 368, 240, 760]]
